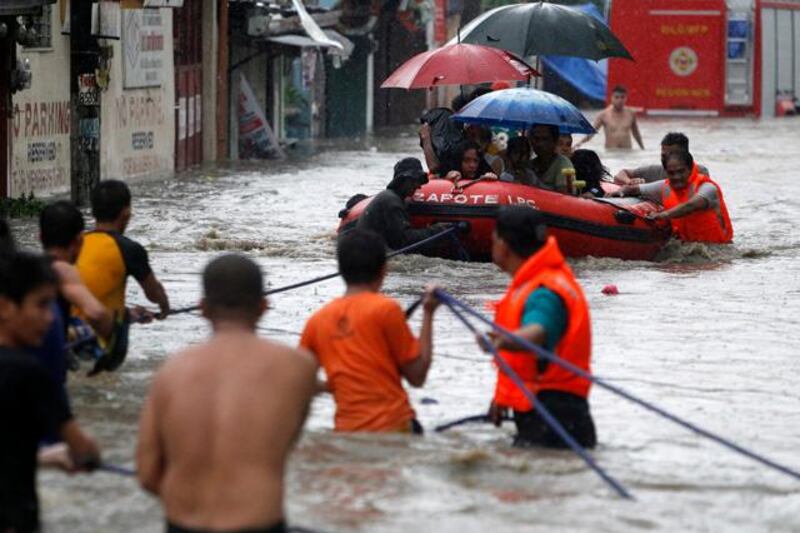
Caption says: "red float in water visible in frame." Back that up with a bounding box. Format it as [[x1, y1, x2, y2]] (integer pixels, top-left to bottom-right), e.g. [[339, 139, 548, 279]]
[[602, 284, 619, 295]]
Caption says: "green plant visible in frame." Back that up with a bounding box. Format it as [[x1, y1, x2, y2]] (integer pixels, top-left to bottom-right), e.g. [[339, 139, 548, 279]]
[[0, 193, 47, 218]]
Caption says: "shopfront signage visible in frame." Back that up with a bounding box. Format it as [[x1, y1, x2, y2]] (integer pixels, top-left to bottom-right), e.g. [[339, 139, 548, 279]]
[[122, 9, 165, 88]]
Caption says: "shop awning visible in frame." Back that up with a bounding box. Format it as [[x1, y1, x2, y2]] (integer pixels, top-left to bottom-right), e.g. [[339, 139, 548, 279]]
[[290, 0, 343, 51], [269, 29, 353, 57], [0, 0, 55, 16]]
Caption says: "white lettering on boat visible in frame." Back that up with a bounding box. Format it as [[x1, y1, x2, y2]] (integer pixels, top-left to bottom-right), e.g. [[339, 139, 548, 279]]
[[416, 193, 536, 207]]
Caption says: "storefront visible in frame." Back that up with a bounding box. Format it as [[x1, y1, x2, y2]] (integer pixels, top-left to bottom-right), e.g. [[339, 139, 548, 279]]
[[608, 0, 800, 117], [1, 0, 57, 197]]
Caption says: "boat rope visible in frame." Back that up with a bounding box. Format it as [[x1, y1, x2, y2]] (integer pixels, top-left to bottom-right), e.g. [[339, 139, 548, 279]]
[[164, 224, 464, 318], [63, 228, 462, 354], [434, 413, 512, 432], [99, 463, 136, 477], [441, 294, 633, 499], [434, 289, 800, 484]]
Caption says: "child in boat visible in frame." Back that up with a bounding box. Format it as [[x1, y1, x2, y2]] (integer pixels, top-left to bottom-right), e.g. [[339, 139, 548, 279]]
[[571, 149, 609, 198], [444, 140, 498, 182], [500, 136, 538, 186], [300, 229, 440, 433]]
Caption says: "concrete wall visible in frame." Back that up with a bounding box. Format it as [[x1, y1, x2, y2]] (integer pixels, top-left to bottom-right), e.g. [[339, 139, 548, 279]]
[[10, 5, 178, 197], [100, 7, 176, 181], [12, 5, 71, 197]]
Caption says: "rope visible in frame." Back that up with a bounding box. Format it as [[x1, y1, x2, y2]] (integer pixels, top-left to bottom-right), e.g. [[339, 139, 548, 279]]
[[99, 463, 136, 477], [435, 413, 513, 432], [434, 289, 800, 484], [165, 224, 463, 317], [442, 297, 633, 499]]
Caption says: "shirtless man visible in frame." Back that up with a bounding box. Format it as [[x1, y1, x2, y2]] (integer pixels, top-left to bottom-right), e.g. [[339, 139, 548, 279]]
[[136, 254, 317, 533], [575, 86, 644, 150]]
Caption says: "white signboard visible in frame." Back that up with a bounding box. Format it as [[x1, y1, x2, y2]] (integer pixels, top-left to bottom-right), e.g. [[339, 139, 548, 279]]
[[122, 9, 165, 88]]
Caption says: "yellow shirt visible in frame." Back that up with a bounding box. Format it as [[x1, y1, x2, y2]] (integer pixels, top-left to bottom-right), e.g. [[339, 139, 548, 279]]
[[75, 230, 152, 314]]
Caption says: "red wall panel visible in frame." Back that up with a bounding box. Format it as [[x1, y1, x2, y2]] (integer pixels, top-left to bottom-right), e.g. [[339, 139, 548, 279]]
[[609, 0, 726, 114]]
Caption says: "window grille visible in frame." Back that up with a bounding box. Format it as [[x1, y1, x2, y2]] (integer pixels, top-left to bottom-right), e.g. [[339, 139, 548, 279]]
[[24, 5, 53, 50]]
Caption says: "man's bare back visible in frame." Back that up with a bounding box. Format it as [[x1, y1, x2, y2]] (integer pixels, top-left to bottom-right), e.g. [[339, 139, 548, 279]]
[[137, 329, 316, 531]]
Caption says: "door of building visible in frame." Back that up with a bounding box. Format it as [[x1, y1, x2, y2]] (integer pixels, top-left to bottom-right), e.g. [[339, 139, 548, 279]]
[[174, 0, 203, 171]]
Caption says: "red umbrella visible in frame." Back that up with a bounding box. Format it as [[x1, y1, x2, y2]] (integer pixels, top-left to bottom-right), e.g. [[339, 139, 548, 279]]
[[381, 43, 539, 89]]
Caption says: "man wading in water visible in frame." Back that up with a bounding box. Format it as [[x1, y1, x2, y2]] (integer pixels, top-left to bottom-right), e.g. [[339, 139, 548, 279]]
[[482, 206, 596, 448], [0, 246, 99, 533], [575, 85, 644, 151], [357, 157, 449, 250], [300, 229, 440, 433], [136, 254, 316, 533]]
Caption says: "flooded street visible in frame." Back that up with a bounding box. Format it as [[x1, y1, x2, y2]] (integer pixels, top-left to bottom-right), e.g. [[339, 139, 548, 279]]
[[17, 117, 800, 532]]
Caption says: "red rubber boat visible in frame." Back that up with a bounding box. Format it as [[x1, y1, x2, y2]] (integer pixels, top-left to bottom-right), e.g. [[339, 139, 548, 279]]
[[338, 178, 671, 261]]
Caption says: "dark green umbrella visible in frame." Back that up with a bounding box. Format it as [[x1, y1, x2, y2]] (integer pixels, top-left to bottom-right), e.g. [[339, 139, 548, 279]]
[[452, 2, 633, 61]]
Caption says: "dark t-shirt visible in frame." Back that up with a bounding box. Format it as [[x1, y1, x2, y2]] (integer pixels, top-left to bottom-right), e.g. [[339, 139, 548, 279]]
[[0, 346, 71, 531], [29, 302, 74, 443], [111, 232, 152, 283], [357, 189, 440, 250]]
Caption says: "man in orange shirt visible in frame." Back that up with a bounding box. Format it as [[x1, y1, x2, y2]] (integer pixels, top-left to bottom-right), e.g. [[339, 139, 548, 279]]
[[300, 229, 440, 433]]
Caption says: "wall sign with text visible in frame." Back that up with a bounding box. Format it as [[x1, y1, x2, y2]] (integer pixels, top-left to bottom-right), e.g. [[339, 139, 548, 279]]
[[122, 9, 165, 89]]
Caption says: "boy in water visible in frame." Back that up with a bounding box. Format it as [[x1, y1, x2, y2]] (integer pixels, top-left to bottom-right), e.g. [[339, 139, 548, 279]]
[[137, 254, 316, 533], [33, 201, 108, 463], [77, 180, 170, 322], [300, 229, 439, 433], [0, 248, 99, 533]]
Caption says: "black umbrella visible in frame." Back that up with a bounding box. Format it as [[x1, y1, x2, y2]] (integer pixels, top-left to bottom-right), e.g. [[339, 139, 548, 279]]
[[453, 2, 633, 61]]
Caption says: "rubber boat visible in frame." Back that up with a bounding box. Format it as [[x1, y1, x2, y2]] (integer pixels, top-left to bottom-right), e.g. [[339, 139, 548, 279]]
[[338, 178, 671, 261]]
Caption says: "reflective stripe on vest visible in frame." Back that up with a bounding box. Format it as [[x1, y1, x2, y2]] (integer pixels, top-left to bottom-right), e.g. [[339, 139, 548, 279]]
[[661, 164, 733, 243], [492, 237, 592, 412]]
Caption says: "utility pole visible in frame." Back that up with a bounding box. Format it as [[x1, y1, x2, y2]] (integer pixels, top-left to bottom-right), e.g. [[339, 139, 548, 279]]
[[70, 0, 101, 206], [0, 22, 11, 198]]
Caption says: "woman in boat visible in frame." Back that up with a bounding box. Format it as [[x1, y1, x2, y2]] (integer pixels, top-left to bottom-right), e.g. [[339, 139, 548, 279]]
[[443, 141, 499, 182], [466, 125, 505, 176], [571, 149, 609, 198], [500, 136, 538, 186]]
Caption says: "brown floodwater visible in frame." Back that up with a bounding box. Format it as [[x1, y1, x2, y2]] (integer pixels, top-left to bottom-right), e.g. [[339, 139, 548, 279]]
[[10, 116, 800, 532]]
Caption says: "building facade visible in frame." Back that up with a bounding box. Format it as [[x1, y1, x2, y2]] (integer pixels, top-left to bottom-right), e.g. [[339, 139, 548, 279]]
[[2, 0, 224, 199], [608, 0, 800, 117]]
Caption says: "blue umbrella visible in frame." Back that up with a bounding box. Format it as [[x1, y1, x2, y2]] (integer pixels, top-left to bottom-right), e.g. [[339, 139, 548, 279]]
[[452, 87, 595, 134]]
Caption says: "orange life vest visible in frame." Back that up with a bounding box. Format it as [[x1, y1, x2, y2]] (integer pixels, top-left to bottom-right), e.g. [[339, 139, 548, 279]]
[[661, 164, 733, 243], [493, 237, 592, 412]]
